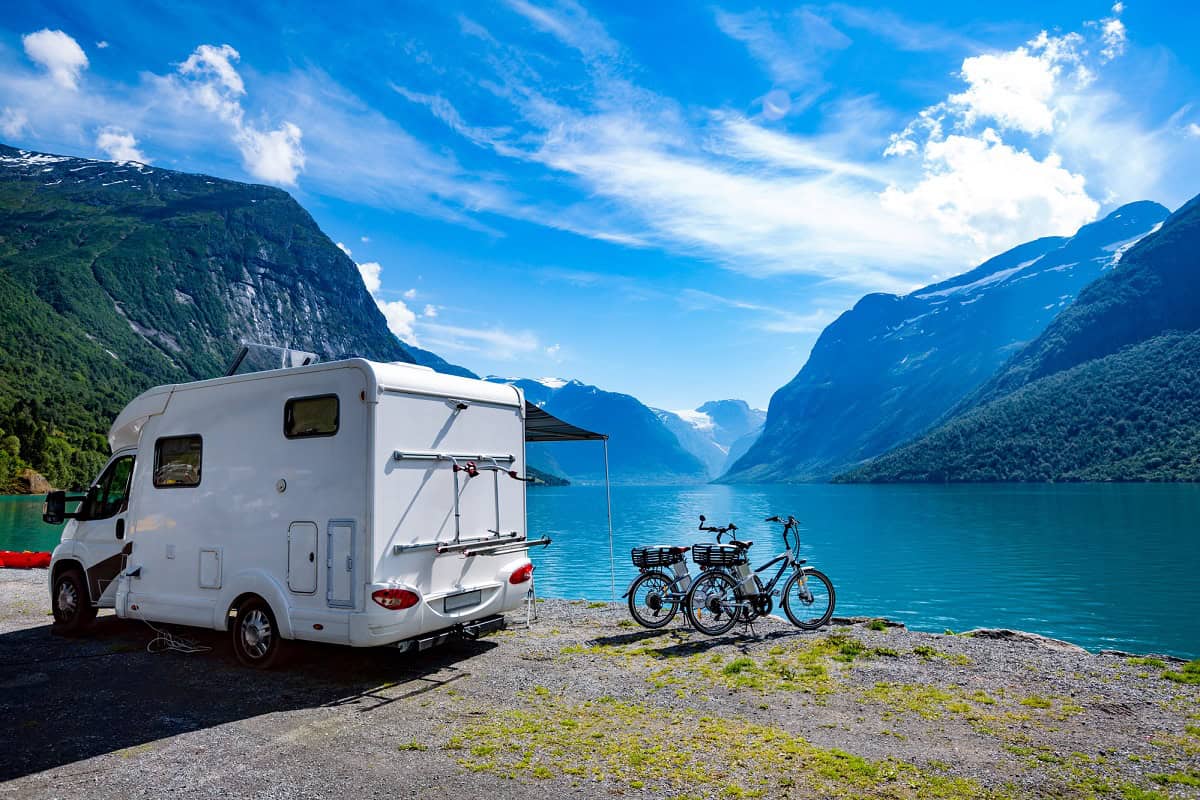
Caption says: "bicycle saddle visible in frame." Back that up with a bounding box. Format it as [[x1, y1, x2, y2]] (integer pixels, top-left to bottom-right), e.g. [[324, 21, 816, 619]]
[[728, 539, 753, 550], [670, 546, 691, 554]]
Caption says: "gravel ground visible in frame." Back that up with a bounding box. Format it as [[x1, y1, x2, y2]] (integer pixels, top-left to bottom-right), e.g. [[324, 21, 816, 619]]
[[1, 568, 1197, 799]]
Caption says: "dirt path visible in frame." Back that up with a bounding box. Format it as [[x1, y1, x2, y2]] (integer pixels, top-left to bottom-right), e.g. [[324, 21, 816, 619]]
[[1, 569, 1196, 799]]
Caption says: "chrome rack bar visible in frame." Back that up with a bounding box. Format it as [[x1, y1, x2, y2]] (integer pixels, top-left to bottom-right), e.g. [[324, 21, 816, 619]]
[[392, 531, 522, 555], [461, 536, 552, 558], [436, 531, 523, 554], [391, 450, 515, 463]]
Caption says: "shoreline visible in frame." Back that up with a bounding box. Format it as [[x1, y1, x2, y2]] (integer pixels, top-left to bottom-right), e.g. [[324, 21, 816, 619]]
[[2, 568, 1198, 799]]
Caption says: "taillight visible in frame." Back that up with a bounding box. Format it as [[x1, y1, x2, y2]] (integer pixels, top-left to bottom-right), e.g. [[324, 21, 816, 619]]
[[372, 588, 419, 610], [509, 563, 534, 585]]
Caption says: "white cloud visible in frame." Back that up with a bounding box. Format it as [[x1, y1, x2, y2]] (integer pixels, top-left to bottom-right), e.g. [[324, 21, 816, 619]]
[[422, 304, 438, 318], [22, 29, 88, 90], [880, 130, 1099, 251], [360, 235, 370, 243], [235, 121, 304, 185], [421, 322, 539, 360], [335, 241, 352, 257], [170, 44, 305, 185], [403, 288, 418, 300], [949, 47, 1062, 135], [879, 14, 1149, 253], [715, 8, 850, 88], [95, 126, 148, 162], [377, 299, 417, 342], [0, 107, 29, 139], [96, 41, 109, 50], [545, 343, 562, 361], [1188, 123, 1200, 138], [357, 261, 382, 295]]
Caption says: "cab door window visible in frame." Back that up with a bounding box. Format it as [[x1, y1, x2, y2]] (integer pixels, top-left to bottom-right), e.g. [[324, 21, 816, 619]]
[[86, 455, 135, 520]]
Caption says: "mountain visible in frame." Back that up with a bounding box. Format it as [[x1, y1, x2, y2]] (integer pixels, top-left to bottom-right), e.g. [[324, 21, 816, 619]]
[[655, 400, 765, 478], [722, 201, 1170, 483], [842, 193, 1200, 482], [0, 143, 463, 489], [491, 378, 709, 484]]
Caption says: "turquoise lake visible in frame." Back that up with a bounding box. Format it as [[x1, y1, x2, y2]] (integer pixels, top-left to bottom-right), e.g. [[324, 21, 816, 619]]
[[5, 484, 1198, 657]]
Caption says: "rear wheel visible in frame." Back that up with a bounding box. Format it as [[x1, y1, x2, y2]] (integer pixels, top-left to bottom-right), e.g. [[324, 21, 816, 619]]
[[231, 597, 286, 669], [683, 570, 740, 636], [51, 568, 96, 636], [627, 571, 678, 629], [782, 568, 835, 630]]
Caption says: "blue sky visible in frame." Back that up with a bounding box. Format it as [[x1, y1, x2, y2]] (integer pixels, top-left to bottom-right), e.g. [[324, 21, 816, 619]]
[[2, 1, 1198, 410]]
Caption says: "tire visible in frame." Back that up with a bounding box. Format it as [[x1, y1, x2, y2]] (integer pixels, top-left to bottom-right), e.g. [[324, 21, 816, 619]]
[[782, 568, 835, 630], [231, 597, 287, 669], [683, 570, 741, 636], [627, 571, 678, 629], [51, 568, 96, 636]]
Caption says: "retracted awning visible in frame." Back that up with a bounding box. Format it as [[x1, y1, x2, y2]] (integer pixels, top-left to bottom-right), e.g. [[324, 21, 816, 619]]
[[523, 402, 607, 442]]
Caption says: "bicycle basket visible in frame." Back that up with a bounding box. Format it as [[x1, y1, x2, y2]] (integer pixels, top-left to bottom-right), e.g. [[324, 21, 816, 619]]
[[691, 543, 747, 567], [631, 546, 686, 568]]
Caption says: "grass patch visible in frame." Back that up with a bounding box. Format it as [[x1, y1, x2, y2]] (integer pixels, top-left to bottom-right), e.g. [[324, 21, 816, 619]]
[[451, 692, 1005, 798], [1125, 657, 1166, 669], [912, 645, 972, 666], [1120, 785, 1168, 800], [866, 619, 889, 632], [1149, 770, 1200, 787], [1019, 695, 1053, 709], [1163, 660, 1200, 685], [397, 741, 428, 752], [587, 601, 607, 609]]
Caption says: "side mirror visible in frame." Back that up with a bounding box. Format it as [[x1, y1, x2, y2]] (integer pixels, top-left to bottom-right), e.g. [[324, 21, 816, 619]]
[[699, 515, 706, 522], [43, 491, 66, 525]]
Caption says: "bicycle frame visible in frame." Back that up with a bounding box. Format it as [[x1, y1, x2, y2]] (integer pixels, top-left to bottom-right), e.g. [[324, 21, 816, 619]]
[[726, 520, 814, 608]]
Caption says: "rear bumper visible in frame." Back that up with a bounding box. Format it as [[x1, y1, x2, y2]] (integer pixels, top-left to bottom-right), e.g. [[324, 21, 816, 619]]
[[348, 578, 528, 647]]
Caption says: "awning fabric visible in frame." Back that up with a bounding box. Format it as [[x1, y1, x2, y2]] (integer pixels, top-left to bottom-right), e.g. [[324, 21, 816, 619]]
[[524, 402, 607, 442]]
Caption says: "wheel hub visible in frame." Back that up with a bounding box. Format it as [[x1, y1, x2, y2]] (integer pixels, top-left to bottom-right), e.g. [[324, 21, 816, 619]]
[[56, 580, 78, 617], [645, 592, 663, 612], [241, 609, 272, 657]]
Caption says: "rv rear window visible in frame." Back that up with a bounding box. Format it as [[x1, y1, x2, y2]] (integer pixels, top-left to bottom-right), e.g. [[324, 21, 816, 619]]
[[284, 394, 339, 438], [153, 435, 202, 488]]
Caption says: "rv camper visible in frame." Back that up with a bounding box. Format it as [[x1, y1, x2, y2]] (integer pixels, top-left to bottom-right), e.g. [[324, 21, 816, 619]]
[[43, 357, 594, 667]]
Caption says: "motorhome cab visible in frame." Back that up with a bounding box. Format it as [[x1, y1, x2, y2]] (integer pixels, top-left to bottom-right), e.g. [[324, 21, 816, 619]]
[[43, 357, 582, 667]]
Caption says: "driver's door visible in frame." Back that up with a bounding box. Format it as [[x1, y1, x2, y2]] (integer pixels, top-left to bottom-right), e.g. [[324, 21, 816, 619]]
[[75, 453, 136, 606]]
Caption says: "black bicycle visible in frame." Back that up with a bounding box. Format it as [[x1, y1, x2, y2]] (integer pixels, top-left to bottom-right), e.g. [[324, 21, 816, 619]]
[[625, 517, 739, 628], [683, 514, 835, 636]]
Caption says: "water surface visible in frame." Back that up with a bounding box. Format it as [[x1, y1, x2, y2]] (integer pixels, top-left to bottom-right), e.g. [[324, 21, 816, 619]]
[[527, 483, 1200, 658], [4, 484, 1197, 657]]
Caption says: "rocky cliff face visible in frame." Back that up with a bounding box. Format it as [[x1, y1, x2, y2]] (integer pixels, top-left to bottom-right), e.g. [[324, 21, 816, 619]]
[[0, 143, 418, 382], [0, 142, 466, 489], [723, 201, 1170, 483]]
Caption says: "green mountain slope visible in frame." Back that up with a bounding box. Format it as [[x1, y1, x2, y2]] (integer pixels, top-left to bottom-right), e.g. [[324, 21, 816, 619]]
[[0, 143, 466, 490], [838, 333, 1200, 482], [843, 193, 1200, 483]]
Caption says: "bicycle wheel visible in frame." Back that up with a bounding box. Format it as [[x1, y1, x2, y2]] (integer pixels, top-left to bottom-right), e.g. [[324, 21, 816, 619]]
[[627, 571, 678, 629], [684, 570, 741, 636], [782, 568, 835, 629]]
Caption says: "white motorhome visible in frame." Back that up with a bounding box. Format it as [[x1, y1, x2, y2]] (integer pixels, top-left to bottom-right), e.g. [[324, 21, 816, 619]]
[[44, 355, 594, 667]]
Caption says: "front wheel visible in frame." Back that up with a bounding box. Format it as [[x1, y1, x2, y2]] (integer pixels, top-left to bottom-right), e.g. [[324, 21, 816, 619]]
[[684, 571, 740, 636], [51, 568, 96, 636], [627, 571, 678, 629], [782, 568, 835, 630]]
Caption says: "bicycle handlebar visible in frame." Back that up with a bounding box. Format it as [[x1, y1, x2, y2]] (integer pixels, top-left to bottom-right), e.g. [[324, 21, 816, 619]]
[[698, 514, 737, 541]]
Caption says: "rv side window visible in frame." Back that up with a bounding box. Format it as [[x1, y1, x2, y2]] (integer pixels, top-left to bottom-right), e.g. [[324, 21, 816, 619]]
[[154, 435, 202, 488], [284, 394, 339, 439]]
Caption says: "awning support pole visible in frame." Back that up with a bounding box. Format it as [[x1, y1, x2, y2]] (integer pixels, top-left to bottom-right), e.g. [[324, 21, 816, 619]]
[[603, 438, 615, 603]]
